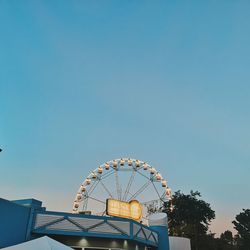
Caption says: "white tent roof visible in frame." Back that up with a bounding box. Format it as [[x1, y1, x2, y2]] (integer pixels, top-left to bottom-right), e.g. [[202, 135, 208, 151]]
[[3, 236, 73, 250]]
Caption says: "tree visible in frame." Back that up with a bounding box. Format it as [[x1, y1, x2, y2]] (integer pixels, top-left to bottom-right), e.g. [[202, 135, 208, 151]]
[[233, 209, 250, 250], [220, 230, 234, 246], [163, 190, 215, 250], [217, 230, 238, 250]]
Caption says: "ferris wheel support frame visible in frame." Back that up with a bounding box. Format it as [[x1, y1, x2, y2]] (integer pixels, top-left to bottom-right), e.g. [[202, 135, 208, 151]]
[[73, 158, 173, 215]]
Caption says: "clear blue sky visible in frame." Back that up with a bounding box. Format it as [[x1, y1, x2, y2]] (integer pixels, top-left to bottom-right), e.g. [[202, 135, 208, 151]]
[[0, 0, 250, 235]]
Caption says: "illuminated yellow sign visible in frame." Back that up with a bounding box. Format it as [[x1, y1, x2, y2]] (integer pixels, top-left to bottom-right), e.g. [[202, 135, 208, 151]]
[[106, 199, 142, 221]]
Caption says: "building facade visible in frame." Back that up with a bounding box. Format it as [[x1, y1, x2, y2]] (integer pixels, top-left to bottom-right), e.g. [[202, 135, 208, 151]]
[[0, 198, 169, 250]]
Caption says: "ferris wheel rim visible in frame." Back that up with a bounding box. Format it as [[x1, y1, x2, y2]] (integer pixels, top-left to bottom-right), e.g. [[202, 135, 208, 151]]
[[73, 157, 172, 214]]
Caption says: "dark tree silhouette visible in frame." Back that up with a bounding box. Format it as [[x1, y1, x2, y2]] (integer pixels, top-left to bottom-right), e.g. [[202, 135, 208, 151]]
[[217, 230, 238, 250], [233, 209, 250, 250], [163, 190, 215, 250], [220, 230, 234, 246]]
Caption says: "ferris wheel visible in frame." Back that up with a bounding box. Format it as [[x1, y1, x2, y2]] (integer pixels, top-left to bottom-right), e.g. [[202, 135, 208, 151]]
[[73, 158, 172, 223]]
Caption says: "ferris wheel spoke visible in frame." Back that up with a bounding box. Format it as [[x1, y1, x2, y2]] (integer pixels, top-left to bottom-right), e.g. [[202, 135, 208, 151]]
[[82, 181, 100, 210], [87, 180, 100, 197], [100, 170, 115, 180], [114, 170, 122, 200], [86, 196, 106, 205], [128, 179, 151, 201], [135, 165, 144, 172], [123, 170, 136, 201], [95, 211, 106, 216], [99, 179, 113, 198], [142, 198, 160, 205], [160, 190, 166, 200], [82, 197, 88, 211], [151, 181, 162, 200], [136, 170, 151, 180]]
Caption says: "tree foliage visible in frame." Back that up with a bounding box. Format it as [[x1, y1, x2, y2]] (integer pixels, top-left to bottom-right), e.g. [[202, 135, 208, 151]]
[[157, 190, 250, 250], [220, 230, 234, 246], [163, 190, 215, 250], [233, 209, 250, 250], [217, 230, 237, 250]]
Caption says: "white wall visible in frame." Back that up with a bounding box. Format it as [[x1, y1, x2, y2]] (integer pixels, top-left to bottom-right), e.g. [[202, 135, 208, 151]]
[[169, 236, 191, 250]]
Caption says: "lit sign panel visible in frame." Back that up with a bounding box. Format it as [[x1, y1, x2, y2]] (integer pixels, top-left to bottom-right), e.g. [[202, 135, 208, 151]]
[[106, 199, 142, 221]]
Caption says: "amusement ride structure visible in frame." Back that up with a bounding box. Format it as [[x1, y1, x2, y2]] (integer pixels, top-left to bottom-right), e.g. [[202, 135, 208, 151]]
[[73, 157, 173, 224], [0, 158, 179, 250]]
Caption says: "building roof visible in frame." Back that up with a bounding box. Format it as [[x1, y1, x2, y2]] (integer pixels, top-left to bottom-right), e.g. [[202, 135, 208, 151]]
[[2, 236, 73, 250]]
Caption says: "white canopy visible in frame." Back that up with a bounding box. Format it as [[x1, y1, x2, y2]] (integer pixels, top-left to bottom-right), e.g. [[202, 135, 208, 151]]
[[3, 236, 73, 250], [169, 236, 191, 250]]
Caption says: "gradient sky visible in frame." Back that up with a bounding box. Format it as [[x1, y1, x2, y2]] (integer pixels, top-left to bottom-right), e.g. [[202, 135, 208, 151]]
[[1, 0, 250, 235]]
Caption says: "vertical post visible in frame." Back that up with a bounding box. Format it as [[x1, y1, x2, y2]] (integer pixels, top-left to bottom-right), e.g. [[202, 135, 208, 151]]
[[130, 221, 134, 240], [148, 213, 169, 250]]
